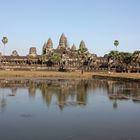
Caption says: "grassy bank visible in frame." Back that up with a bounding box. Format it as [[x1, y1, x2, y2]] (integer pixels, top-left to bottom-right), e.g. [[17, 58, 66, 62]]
[[0, 70, 140, 80], [0, 70, 92, 79]]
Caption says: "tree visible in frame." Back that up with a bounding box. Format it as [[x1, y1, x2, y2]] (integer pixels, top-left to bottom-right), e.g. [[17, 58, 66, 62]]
[[1, 37, 8, 56], [108, 50, 121, 63], [120, 52, 132, 65], [50, 53, 61, 64], [108, 51, 122, 72], [108, 51, 133, 72], [132, 51, 140, 72], [119, 52, 132, 72], [114, 40, 119, 49], [108, 51, 119, 59]]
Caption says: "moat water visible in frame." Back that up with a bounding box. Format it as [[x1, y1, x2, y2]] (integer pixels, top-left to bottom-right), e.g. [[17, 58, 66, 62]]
[[0, 79, 140, 140]]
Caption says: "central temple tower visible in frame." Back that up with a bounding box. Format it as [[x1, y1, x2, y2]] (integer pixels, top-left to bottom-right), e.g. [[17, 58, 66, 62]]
[[57, 33, 68, 49]]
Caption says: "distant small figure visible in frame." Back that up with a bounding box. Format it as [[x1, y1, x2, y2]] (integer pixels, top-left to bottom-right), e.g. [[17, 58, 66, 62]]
[[81, 69, 84, 75]]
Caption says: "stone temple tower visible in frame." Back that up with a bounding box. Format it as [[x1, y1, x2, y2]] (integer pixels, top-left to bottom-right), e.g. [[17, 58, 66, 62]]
[[79, 40, 86, 50], [71, 44, 77, 51], [29, 47, 37, 57], [42, 38, 53, 54], [57, 33, 68, 49]]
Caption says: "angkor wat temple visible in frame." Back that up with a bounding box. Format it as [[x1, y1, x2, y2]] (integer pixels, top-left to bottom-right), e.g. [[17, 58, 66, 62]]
[[0, 33, 106, 71], [0, 33, 139, 72]]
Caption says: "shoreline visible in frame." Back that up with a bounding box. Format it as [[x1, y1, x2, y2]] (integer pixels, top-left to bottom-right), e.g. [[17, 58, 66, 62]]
[[0, 70, 140, 81], [92, 74, 140, 82], [0, 70, 93, 80]]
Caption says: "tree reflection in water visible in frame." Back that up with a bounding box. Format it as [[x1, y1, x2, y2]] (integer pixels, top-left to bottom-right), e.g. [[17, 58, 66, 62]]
[[0, 89, 7, 112], [0, 79, 140, 110]]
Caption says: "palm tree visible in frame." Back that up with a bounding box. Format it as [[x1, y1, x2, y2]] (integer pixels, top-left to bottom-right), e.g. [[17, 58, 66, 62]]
[[120, 52, 132, 72], [1, 37, 8, 56], [108, 51, 120, 60], [108, 51, 120, 71], [114, 40, 119, 50]]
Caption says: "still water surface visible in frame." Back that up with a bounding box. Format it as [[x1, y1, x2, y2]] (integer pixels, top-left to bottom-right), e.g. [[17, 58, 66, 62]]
[[0, 79, 140, 140]]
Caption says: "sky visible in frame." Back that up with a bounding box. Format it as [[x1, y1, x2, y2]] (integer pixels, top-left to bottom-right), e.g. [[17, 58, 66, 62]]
[[0, 0, 140, 56]]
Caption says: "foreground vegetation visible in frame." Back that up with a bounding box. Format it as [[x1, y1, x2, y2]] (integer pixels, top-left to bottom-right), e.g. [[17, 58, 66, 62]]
[[106, 50, 140, 72]]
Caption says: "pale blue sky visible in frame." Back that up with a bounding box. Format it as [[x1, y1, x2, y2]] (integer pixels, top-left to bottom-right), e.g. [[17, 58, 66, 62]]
[[0, 0, 140, 56]]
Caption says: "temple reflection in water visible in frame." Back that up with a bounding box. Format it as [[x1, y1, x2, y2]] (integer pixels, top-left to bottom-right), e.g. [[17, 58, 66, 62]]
[[0, 79, 140, 111]]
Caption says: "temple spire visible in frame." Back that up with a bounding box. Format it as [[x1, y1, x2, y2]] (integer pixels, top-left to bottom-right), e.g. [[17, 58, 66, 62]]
[[71, 44, 77, 51], [46, 38, 53, 49], [58, 33, 68, 49], [79, 40, 86, 50], [42, 38, 53, 54]]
